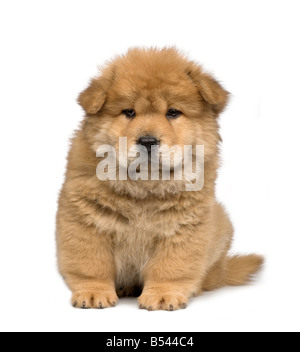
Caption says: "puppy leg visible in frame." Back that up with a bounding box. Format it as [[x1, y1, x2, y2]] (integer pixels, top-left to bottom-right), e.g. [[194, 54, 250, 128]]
[[202, 254, 227, 291], [57, 218, 118, 309], [139, 234, 206, 311], [201, 203, 234, 292]]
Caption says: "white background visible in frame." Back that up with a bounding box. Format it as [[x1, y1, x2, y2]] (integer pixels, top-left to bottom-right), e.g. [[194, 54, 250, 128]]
[[0, 0, 299, 333]]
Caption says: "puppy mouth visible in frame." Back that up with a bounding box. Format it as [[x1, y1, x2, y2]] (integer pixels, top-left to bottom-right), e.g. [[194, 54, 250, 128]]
[[116, 139, 184, 172], [126, 152, 180, 172]]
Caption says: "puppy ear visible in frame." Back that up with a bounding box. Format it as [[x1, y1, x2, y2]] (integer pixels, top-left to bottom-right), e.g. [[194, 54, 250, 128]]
[[78, 66, 115, 115], [187, 64, 229, 114], [78, 79, 106, 114]]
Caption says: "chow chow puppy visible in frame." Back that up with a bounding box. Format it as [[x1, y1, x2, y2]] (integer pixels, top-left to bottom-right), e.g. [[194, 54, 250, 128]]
[[56, 48, 263, 311]]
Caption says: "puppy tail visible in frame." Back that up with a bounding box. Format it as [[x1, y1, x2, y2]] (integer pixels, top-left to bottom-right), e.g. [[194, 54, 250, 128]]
[[203, 254, 264, 291], [225, 254, 264, 286]]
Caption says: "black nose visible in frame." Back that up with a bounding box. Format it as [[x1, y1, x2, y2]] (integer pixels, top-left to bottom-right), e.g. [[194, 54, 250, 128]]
[[138, 136, 159, 152]]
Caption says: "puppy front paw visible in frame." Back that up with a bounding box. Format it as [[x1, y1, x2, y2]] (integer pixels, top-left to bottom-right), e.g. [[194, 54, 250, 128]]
[[138, 287, 189, 311], [72, 289, 118, 309]]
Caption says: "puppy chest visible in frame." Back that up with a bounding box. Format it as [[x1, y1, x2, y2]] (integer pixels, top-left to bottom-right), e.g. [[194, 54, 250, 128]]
[[112, 232, 154, 287]]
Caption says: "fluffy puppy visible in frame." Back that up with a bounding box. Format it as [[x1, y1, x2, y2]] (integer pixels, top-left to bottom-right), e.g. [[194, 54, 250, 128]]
[[56, 48, 263, 311]]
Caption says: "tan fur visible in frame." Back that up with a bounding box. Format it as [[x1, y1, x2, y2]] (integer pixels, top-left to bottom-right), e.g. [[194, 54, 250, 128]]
[[56, 48, 263, 311]]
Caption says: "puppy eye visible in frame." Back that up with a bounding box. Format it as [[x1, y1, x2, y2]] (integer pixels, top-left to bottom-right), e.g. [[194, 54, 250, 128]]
[[122, 109, 136, 118], [167, 109, 182, 119]]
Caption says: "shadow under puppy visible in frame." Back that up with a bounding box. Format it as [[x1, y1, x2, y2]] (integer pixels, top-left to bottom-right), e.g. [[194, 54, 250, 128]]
[[56, 48, 263, 311]]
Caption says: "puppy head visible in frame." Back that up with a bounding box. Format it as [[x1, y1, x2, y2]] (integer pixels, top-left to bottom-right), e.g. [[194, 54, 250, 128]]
[[79, 48, 229, 169]]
